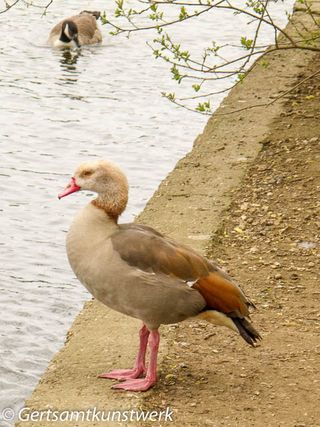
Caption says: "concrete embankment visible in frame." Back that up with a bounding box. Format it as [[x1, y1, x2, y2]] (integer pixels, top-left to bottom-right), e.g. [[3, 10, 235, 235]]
[[17, 5, 320, 427]]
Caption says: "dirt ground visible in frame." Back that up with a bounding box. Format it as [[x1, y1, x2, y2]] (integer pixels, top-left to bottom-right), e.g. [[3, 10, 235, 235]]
[[140, 60, 320, 426]]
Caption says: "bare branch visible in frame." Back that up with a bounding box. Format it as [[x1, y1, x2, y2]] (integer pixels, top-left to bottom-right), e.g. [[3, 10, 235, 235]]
[[214, 3, 297, 47], [0, 0, 20, 14]]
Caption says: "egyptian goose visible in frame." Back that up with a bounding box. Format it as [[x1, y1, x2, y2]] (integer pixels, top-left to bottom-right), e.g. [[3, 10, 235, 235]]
[[48, 11, 102, 49], [58, 160, 261, 392]]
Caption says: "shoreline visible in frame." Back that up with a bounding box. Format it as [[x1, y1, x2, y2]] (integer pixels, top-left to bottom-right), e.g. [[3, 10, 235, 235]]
[[16, 6, 320, 426]]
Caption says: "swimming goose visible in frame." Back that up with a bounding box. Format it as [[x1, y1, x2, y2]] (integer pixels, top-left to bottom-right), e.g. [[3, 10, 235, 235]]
[[58, 160, 261, 391], [49, 11, 102, 48]]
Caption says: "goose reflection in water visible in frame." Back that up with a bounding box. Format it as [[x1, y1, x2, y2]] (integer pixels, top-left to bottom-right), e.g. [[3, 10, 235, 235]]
[[61, 49, 80, 66], [59, 49, 81, 84]]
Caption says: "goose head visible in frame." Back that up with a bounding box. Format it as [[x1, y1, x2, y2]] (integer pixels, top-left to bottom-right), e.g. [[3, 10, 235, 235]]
[[61, 20, 80, 48], [58, 160, 129, 219]]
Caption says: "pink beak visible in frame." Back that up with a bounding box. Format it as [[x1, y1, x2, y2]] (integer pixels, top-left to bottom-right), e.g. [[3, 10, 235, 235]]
[[58, 177, 81, 199]]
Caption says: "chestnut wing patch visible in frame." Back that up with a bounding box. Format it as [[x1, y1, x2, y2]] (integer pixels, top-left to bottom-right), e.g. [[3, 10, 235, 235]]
[[193, 272, 251, 317]]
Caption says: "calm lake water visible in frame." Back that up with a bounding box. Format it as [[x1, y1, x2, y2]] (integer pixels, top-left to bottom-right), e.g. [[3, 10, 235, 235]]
[[0, 1, 294, 424]]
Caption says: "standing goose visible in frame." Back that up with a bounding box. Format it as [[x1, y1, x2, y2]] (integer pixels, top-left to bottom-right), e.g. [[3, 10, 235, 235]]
[[58, 160, 261, 391], [48, 11, 102, 48]]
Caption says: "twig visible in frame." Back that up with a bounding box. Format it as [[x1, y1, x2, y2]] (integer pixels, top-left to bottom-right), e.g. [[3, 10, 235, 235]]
[[0, 0, 20, 14]]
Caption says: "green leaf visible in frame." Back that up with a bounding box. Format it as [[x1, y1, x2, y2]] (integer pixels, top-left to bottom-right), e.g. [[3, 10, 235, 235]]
[[245, 1, 264, 14], [179, 6, 189, 20], [237, 73, 246, 82], [100, 12, 108, 25], [181, 50, 190, 60], [162, 92, 176, 101], [115, 8, 123, 17], [240, 36, 253, 50], [192, 84, 201, 92], [196, 103, 205, 112], [171, 65, 183, 83], [116, 0, 124, 9], [196, 100, 211, 112]]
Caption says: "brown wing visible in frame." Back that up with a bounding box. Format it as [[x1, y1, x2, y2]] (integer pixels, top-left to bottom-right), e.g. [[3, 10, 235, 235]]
[[77, 12, 102, 43], [112, 224, 254, 318], [112, 224, 213, 281], [72, 14, 98, 40]]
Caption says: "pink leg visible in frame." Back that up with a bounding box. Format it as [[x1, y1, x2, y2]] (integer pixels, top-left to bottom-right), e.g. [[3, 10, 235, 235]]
[[112, 329, 160, 391], [98, 324, 149, 380]]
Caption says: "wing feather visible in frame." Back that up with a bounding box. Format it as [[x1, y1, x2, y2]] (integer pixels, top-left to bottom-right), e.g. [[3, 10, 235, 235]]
[[112, 224, 254, 319], [193, 272, 250, 316], [112, 224, 212, 280]]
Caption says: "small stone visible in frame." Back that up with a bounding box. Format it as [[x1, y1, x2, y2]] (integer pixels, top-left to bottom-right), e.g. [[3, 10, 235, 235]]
[[275, 273, 282, 280], [271, 262, 281, 269], [240, 203, 248, 211], [165, 374, 176, 381]]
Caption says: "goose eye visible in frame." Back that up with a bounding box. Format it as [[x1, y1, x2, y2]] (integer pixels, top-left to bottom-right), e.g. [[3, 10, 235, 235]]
[[80, 169, 93, 178]]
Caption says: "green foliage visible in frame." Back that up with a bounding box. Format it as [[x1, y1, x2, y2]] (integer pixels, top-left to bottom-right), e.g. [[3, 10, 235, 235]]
[[240, 36, 254, 50], [171, 64, 183, 83], [114, 0, 124, 17], [162, 92, 176, 101], [99, 0, 319, 114], [179, 6, 189, 21], [100, 11, 108, 25], [149, 4, 164, 21], [196, 101, 211, 113], [245, 1, 264, 15], [237, 73, 246, 83]]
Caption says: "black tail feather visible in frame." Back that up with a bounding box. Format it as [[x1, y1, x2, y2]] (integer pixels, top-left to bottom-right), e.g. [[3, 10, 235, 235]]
[[232, 317, 262, 347]]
